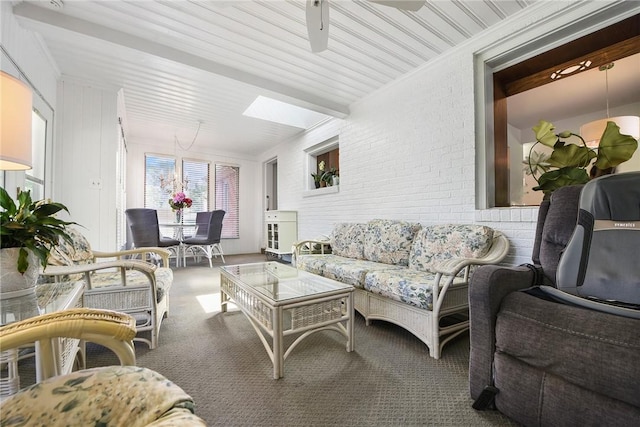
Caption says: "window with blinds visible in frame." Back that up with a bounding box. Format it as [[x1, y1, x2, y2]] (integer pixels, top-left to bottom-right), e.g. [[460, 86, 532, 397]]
[[215, 164, 239, 239], [182, 159, 209, 222], [144, 154, 176, 223], [145, 155, 211, 224]]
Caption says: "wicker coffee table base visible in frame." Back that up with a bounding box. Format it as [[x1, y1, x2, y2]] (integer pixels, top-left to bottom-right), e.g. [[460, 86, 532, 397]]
[[220, 270, 354, 379]]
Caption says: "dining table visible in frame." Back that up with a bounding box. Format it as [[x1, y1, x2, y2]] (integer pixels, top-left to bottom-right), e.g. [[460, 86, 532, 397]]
[[159, 221, 197, 267]]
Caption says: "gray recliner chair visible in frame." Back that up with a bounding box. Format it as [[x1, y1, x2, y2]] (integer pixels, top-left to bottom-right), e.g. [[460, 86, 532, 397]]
[[468, 183, 640, 426]]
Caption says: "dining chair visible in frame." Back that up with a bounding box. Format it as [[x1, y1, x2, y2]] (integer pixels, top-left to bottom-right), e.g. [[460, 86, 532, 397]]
[[182, 210, 225, 267], [125, 208, 181, 266]]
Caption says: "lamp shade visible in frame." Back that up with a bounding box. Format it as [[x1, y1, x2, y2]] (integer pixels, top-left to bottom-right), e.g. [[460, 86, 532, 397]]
[[580, 116, 640, 148], [0, 71, 33, 170]]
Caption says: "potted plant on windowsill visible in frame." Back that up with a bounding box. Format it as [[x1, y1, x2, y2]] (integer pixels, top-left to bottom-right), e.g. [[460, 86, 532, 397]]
[[311, 160, 327, 188], [0, 187, 74, 299], [321, 167, 338, 187], [525, 120, 638, 197]]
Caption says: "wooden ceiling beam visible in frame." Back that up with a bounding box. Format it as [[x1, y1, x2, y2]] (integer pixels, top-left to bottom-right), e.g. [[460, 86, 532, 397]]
[[494, 14, 640, 96], [504, 36, 640, 96]]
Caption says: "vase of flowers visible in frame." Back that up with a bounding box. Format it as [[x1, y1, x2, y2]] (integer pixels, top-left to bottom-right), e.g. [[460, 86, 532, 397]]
[[169, 192, 192, 223]]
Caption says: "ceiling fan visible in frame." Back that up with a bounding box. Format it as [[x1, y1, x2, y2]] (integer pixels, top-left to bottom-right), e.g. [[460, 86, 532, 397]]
[[306, 0, 426, 53]]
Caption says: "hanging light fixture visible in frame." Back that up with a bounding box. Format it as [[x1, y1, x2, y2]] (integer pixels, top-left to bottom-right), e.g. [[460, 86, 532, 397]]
[[580, 63, 640, 148], [159, 122, 201, 193], [0, 71, 33, 170]]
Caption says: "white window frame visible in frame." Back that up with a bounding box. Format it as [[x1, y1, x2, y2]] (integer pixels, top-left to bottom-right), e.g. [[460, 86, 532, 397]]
[[304, 136, 339, 196]]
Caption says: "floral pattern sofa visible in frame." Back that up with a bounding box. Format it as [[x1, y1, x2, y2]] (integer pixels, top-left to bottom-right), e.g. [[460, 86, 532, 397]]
[[294, 219, 509, 358]]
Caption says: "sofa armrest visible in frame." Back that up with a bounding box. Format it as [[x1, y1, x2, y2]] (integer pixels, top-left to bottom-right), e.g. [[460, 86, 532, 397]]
[[43, 259, 157, 276], [292, 239, 332, 265], [433, 232, 510, 277], [468, 265, 535, 400], [92, 247, 171, 267]]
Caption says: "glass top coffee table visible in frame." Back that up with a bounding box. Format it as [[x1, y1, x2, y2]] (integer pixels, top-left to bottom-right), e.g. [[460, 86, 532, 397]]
[[220, 262, 354, 379]]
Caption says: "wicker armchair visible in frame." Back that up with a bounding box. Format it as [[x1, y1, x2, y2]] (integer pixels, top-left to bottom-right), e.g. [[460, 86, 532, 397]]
[[41, 227, 173, 349], [0, 308, 206, 426]]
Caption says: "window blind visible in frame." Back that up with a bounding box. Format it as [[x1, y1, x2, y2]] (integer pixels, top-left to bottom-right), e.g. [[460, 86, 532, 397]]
[[182, 159, 209, 222], [144, 154, 176, 223], [215, 164, 239, 239]]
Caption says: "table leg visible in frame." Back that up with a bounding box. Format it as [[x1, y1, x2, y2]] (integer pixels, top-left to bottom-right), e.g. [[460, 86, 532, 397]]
[[347, 292, 354, 352], [220, 283, 228, 313], [272, 307, 283, 379]]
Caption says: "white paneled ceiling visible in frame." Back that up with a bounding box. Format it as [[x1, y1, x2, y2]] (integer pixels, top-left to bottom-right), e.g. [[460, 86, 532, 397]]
[[13, 0, 542, 155]]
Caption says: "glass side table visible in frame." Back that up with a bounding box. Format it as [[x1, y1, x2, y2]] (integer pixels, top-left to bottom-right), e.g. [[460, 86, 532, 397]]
[[1, 281, 84, 398]]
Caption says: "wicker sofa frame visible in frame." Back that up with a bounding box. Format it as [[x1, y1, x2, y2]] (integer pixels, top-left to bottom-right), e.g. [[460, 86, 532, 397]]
[[293, 220, 509, 359]]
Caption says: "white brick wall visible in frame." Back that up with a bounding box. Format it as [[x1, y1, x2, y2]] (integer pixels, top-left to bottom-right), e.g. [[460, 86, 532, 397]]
[[261, 2, 636, 267], [269, 50, 539, 266]]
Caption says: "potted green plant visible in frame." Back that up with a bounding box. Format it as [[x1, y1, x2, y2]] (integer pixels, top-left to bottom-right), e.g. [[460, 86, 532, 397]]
[[311, 160, 327, 188], [321, 168, 336, 187], [0, 186, 74, 298], [526, 120, 638, 196]]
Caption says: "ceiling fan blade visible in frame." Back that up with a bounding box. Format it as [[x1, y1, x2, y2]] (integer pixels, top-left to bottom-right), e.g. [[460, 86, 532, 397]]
[[306, 0, 330, 53], [368, 0, 425, 12]]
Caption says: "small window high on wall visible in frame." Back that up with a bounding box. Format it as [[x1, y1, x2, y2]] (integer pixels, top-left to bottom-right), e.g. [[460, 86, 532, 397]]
[[215, 164, 239, 239], [306, 137, 339, 190]]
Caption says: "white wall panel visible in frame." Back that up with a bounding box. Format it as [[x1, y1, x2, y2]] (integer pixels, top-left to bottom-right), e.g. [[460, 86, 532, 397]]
[[0, 2, 58, 104], [57, 79, 118, 251]]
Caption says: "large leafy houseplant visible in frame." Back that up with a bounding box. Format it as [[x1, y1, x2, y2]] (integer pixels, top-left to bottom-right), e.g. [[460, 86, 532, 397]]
[[0, 186, 74, 274], [527, 120, 638, 196]]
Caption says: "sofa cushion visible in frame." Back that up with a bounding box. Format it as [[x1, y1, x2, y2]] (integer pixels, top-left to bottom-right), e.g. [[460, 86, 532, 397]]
[[364, 269, 467, 310], [297, 254, 403, 288], [85, 267, 173, 303], [409, 224, 494, 273], [48, 227, 95, 266], [0, 366, 202, 427], [329, 223, 367, 259], [363, 219, 421, 266]]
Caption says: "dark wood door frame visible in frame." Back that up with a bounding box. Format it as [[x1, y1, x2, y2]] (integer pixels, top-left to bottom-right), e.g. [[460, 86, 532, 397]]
[[492, 14, 639, 207]]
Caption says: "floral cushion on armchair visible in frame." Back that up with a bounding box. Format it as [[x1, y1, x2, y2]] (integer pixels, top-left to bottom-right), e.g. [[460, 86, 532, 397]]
[[0, 366, 206, 426], [42, 227, 172, 303], [39, 227, 94, 283], [48, 227, 95, 266], [363, 219, 422, 266], [409, 224, 494, 273]]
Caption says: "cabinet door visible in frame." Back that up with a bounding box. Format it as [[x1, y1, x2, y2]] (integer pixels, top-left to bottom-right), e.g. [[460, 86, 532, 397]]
[[264, 211, 297, 254]]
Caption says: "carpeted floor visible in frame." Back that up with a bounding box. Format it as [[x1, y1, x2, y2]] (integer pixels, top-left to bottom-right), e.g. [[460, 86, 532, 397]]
[[37, 254, 519, 426]]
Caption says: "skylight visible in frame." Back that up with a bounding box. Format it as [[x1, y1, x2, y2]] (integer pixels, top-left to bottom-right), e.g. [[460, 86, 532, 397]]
[[243, 96, 331, 129]]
